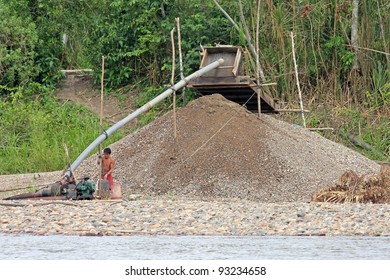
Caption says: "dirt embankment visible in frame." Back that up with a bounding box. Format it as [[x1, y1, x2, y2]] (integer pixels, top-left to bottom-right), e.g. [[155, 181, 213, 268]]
[[57, 74, 137, 124]]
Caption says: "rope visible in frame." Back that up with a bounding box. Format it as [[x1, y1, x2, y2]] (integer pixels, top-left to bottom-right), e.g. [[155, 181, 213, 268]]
[[183, 116, 235, 163], [242, 91, 257, 107]]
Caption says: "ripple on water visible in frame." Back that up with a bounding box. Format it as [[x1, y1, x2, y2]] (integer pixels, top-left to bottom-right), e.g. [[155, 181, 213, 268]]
[[0, 235, 389, 260]]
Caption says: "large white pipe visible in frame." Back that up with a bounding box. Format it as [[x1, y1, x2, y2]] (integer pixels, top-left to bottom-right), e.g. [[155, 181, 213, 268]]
[[64, 58, 224, 179]]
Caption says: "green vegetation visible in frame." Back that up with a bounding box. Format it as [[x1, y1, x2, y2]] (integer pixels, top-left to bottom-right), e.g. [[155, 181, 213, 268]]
[[0, 0, 389, 174], [0, 91, 122, 174]]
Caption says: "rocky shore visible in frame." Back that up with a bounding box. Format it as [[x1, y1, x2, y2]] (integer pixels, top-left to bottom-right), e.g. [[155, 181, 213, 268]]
[[1, 198, 389, 236], [1, 95, 387, 237]]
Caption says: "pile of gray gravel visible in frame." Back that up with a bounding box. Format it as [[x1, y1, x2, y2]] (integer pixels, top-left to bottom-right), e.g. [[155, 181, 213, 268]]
[[74, 94, 380, 203]]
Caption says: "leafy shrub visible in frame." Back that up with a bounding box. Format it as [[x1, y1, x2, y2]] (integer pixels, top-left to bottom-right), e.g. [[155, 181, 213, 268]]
[[0, 1, 39, 95]]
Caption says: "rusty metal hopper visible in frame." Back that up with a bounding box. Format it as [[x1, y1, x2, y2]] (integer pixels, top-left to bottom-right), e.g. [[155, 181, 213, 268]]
[[188, 45, 278, 113]]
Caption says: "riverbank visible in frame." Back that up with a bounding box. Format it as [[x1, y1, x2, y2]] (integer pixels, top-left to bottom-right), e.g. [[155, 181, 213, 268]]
[[1, 198, 389, 236]]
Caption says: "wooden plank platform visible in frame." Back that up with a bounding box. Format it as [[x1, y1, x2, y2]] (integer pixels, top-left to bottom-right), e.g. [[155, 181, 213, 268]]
[[187, 78, 278, 113], [187, 45, 279, 113]]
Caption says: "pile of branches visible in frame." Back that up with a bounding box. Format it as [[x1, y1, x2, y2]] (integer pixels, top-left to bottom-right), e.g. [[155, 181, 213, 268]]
[[312, 165, 390, 204]]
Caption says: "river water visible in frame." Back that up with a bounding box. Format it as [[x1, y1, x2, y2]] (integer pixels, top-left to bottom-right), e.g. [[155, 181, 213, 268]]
[[0, 235, 389, 260]]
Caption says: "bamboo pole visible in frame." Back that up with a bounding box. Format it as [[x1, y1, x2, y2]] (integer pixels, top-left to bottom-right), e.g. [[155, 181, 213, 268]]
[[290, 32, 307, 128], [213, 0, 276, 117], [348, 46, 390, 56], [170, 28, 177, 140], [256, 0, 261, 53], [212, 0, 240, 31], [256, 82, 277, 87], [64, 143, 75, 180], [98, 56, 105, 194], [99, 56, 105, 139], [238, 0, 266, 117], [256, 0, 262, 117], [175, 17, 186, 106]]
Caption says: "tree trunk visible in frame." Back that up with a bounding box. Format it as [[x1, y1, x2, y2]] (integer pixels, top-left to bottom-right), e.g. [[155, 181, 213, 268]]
[[351, 0, 360, 70], [161, 1, 166, 18]]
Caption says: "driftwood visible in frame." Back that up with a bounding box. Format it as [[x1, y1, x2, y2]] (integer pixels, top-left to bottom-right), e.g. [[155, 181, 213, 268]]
[[338, 130, 384, 158], [0, 202, 26, 207], [34, 201, 79, 206], [0, 186, 37, 193], [0, 182, 53, 193], [0, 201, 79, 207]]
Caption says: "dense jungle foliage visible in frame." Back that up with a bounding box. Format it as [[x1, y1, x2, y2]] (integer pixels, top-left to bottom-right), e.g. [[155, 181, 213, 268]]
[[0, 0, 389, 174]]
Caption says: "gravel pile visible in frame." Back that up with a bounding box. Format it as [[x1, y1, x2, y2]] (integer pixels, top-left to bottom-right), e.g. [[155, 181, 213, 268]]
[[72, 94, 380, 202]]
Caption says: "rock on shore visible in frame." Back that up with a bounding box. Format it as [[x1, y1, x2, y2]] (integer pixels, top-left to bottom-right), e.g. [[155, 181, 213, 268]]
[[0, 200, 389, 236], [0, 94, 386, 237]]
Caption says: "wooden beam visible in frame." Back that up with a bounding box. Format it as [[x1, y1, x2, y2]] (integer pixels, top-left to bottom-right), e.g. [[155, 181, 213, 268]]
[[249, 82, 277, 87], [60, 69, 93, 75], [277, 109, 310, 113], [307, 128, 334, 131]]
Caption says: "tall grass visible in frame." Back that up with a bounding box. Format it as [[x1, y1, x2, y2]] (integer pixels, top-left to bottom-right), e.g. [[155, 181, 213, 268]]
[[0, 94, 123, 175], [234, 0, 388, 103], [230, 0, 389, 160]]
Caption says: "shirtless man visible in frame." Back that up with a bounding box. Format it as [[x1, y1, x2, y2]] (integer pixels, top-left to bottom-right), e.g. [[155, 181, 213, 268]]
[[100, 147, 115, 189]]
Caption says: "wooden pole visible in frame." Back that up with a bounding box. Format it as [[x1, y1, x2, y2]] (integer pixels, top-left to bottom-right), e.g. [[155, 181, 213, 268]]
[[64, 143, 75, 180], [238, 0, 265, 117], [290, 32, 307, 128], [307, 128, 334, 131], [175, 18, 186, 106], [277, 109, 310, 113], [100, 56, 105, 134], [238, 0, 266, 82], [257, 82, 277, 87], [256, 0, 261, 53], [170, 29, 177, 140], [212, 0, 240, 31], [98, 56, 105, 194], [256, 0, 262, 117]]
